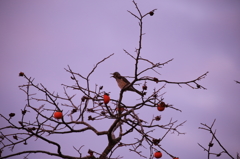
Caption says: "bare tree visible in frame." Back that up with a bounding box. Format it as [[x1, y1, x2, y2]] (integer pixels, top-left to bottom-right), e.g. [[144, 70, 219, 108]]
[[198, 119, 237, 159], [0, 1, 209, 159]]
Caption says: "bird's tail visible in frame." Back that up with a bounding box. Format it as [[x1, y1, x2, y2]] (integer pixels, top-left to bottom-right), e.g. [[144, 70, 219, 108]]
[[135, 89, 144, 96], [129, 87, 144, 96]]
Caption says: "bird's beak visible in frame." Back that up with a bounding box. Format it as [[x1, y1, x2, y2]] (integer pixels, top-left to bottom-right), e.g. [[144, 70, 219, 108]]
[[110, 73, 114, 78]]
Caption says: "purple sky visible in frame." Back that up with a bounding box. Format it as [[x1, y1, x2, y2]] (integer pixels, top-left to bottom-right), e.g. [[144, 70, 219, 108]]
[[0, 1, 240, 159]]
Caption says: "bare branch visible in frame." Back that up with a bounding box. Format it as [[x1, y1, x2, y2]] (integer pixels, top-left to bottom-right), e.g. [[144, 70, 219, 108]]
[[198, 119, 234, 159]]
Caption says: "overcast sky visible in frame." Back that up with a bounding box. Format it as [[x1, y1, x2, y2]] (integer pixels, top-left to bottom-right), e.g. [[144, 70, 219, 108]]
[[0, 1, 240, 159]]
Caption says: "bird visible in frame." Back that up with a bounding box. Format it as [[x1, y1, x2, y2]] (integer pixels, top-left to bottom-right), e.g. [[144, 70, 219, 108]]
[[111, 72, 144, 96]]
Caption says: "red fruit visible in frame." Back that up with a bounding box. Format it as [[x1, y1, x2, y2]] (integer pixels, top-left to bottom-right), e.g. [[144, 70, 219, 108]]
[[103, 93, 110, 104], [154, 151, 162, 158], [173, 157, 179, 159], [157, 102, 165, 111], [53, 111, 63, 119]]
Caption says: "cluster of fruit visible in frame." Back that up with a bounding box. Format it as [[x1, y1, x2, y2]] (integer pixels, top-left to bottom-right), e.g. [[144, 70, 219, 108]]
[[52, 93, 178, 158]]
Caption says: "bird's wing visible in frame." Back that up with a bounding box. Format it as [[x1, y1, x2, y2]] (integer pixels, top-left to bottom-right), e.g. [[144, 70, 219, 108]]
[[121, 76, 130, 84]]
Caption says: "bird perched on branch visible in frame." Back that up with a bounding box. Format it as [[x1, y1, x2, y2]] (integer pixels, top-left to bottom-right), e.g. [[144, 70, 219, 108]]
[[111, 72, 144, 96]]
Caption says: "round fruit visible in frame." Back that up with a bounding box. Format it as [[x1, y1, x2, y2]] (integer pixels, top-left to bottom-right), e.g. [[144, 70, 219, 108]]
[[154, 151, 162, 158], [9, 113, 15, 117], [53, 111, 63, 119], [157, 102, 165, 111], [149, 11, 154, 16], [103, 93, 110, 104], [155, 116, 161, 121], [19, 72, 24, 76], [173, 158, 179, 159]]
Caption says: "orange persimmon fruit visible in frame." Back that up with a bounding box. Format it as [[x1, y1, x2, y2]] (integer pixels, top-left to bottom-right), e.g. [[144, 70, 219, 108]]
[[53, 111, 63, 119], [157, 102, 166, 111], [154, 151, 162, 158], [103, 93, 110, 104]]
